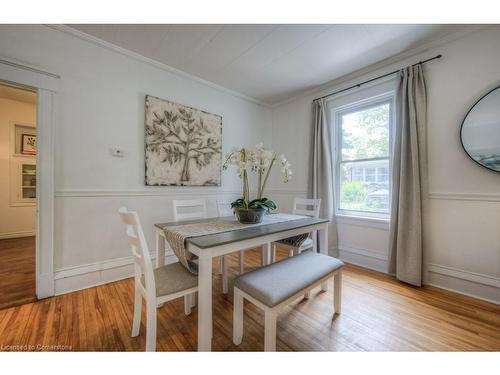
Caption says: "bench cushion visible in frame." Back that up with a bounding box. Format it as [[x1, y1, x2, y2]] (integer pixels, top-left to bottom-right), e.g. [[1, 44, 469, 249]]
[[234, 251, 344, 307]]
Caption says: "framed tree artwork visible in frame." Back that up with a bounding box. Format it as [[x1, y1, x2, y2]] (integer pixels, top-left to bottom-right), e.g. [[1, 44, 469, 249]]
[[21, 134, 37, 155], [145, 95, 222, 186]]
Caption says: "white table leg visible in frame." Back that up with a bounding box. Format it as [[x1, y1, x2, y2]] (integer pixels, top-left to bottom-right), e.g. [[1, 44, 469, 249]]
[[198, 253, 212, 351], [318, 224, 329, 291], [312, 229, 318, 252], [221, 255, 228, 294], [261, 243, 271, 266], [155, 228, 165, 268]]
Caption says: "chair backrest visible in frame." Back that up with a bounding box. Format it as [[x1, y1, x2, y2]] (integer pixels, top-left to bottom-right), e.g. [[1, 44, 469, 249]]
[[292, 198, 322, 218], [172, 199, 207, 222], [118, 207, 155, 296], [216, 200, 234, 217]]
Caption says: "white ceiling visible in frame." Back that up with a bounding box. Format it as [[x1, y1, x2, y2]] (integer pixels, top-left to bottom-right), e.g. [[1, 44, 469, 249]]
[[0, 84, 36, 104], [69, 24, 465, 105]]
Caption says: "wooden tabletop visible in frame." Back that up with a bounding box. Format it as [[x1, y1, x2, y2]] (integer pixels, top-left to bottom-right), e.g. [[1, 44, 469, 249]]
[[155, 217, 329, 249]]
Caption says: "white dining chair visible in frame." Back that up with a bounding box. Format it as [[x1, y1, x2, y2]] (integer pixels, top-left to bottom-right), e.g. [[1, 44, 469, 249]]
[[118, 206, 198, 352], [271, 198, 322, 261], [173, 199, 230, 294], [173, 199, 208, 221], [216, 200, 246, 277]]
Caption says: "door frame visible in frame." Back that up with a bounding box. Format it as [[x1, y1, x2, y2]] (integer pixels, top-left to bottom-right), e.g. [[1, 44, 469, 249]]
[[0, 57, 60, 298]]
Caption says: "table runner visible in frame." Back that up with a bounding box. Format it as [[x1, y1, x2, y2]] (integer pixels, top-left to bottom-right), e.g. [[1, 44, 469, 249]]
[[161, 213, 308, 274]]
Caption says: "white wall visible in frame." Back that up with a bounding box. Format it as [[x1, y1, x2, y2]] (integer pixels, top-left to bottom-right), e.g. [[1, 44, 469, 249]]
[[0, 25, 272, 293], [270, 26, 500, 303], [0, 98, 36, 238]]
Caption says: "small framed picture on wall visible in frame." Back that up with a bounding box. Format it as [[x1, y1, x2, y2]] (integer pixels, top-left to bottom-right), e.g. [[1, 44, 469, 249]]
[[21, 134, 37, 155]]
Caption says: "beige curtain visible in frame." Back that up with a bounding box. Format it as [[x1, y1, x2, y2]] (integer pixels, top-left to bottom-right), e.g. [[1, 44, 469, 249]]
[[309, 99, 337, 253], [388, 65, 428, 286]]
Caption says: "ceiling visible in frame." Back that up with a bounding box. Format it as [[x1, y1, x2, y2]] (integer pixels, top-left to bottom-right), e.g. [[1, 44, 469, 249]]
[[0, 84, 36, 104], [69, 24, 466, 105]]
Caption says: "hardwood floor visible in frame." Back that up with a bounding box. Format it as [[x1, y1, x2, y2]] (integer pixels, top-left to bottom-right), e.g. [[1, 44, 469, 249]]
[[0, 236, 36, 310], [0, 247, 499, 351]]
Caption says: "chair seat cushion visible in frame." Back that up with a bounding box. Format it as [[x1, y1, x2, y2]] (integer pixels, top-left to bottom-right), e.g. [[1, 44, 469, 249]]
[[277, 237, 313, 249], [234, 251, 344, 307], [142, 262, 198, 297]]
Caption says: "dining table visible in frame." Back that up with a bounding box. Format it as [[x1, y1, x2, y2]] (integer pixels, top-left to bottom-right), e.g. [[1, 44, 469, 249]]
[[154, 215, 330, 351]]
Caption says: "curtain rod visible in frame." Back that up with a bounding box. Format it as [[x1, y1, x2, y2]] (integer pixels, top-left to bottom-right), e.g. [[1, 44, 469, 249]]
[[313, 54, 442, 102]]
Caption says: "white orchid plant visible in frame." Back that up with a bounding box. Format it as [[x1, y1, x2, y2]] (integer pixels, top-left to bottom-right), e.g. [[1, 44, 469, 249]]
[[222, 143, 292, 211]]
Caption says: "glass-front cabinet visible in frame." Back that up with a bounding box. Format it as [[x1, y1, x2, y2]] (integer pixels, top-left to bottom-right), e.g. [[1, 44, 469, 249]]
[[10, 159, 36, 205], [21, 162, 36, 200]]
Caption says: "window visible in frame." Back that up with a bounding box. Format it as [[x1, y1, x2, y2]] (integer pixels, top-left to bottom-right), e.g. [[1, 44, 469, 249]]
[[333, 94, 393, 219]]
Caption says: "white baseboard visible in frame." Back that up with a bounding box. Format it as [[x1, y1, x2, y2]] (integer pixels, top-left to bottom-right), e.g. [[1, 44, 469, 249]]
[[338, 245, 388, 273], [427, 263, 500, 304], [337, 247, 499, 304], [0, 230, 35, 239], [53, 248, 499, 305], [54, 252, 178, 296], [427, 263, 500, 288], [36, 272, 55, 299]]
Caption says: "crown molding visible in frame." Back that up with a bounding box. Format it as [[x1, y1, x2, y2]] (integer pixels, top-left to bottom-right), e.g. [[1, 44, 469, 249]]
[[270, 25, 491, 108], [46, 24, 270, 108], [44, 24, 492, 109]]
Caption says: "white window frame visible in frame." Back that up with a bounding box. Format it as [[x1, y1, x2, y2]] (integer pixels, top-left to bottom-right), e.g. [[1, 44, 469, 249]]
[[332, 92, 395, 220]]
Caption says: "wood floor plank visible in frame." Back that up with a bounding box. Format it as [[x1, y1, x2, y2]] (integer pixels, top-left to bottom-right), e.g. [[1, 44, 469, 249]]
[[0, 237, 36, 310], [0, 246, 499, 351]]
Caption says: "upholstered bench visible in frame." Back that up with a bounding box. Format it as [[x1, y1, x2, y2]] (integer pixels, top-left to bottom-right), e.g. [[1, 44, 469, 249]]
[[232, 251, 344, 351]]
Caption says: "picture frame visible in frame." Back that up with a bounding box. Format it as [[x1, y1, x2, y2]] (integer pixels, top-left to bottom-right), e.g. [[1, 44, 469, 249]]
[[145, 95, 222, 186], [21, 134, 37, 155]]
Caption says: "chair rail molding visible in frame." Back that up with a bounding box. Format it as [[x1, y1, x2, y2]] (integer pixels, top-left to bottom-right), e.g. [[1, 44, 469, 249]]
[[55, 188, 245, 198], [429, 191, 500, 202], [266, 188, 308, 196]]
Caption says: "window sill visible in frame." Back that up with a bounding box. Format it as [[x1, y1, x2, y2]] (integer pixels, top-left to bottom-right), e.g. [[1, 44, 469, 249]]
[[335, 214, 390, 230]]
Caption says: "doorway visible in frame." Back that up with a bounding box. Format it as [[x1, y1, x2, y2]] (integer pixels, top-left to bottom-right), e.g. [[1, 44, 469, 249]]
[[0, 83, 37, 309]]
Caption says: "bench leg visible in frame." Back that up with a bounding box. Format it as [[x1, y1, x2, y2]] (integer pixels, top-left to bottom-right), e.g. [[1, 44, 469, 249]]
[[334, 271, 342, 314], [264, 310, 277, 352], [233, 288, 244, 345]]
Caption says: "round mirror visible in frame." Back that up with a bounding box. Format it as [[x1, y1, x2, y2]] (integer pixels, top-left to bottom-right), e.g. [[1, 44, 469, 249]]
[[461, 85, 500, 173]]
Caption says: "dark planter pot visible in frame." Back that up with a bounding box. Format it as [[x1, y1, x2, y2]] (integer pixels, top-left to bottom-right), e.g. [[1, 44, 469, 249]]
[[235, 207, 266, 224]]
